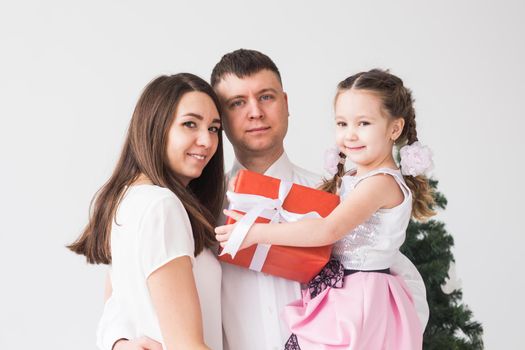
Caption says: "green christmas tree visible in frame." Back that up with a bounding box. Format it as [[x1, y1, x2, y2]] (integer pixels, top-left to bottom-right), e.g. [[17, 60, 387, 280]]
[[400, 179, 484, 349]]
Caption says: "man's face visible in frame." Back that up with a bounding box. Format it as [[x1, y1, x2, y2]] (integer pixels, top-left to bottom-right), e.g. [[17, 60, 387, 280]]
[[214, 69, 289, 157]]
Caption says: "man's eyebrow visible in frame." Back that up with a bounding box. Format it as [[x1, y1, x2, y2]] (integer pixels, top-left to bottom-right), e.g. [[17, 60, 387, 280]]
[[224, 88, 280, 104], [257, 88, 279, 95]]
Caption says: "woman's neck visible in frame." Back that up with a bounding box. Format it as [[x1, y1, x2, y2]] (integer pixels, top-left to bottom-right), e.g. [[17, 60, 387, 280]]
[[131, 173, 153, 186]]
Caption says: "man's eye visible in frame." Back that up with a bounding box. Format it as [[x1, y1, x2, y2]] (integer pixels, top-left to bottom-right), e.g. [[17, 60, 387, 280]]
[[183, 121, 197, 128], [209, 126, 220, 134], [260, 94, 273, 101], [230, 100, 244, 108]]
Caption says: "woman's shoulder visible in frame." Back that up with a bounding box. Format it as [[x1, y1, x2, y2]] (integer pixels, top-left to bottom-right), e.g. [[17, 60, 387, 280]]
[[125, 184, 185, 214]]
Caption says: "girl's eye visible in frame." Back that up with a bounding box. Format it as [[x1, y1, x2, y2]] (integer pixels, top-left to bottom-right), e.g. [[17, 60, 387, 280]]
[[209, 126, 220, 134], [358, 121, 370, 126], [336, 121, 347, 127], [183, 121, 197, 128]]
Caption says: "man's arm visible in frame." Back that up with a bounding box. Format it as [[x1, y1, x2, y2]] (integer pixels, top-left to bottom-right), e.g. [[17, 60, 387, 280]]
[[390, 252, 429, 331]]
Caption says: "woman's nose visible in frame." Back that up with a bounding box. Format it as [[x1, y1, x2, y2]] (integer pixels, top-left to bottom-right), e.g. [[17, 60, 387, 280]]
[[196, 130, 212, 148]]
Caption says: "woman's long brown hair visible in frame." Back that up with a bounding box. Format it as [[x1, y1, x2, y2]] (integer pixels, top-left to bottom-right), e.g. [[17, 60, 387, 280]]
[[67, 73, 225, 264]]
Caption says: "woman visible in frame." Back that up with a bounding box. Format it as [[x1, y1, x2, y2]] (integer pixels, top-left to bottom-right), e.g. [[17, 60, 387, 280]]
[[68, 73, 225, 349]]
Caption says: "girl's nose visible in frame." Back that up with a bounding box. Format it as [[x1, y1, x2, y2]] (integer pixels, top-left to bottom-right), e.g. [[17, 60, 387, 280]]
[[345, 127, 358, 141]]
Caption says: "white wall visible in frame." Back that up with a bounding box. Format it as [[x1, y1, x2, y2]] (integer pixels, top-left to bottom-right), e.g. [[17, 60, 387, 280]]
[[1, 0, 523, 348]]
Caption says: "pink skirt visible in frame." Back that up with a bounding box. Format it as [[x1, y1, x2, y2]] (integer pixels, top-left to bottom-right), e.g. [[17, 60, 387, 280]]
[[282, 271, 423, 350]]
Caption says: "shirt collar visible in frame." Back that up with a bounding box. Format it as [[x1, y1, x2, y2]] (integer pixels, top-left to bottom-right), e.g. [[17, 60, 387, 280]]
[[229, 152, 294, 181]]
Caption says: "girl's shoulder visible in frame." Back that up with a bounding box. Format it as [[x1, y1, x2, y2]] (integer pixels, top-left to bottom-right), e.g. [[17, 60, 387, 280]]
[[340, 168, 409, 208], [353, 171, 402, 195]]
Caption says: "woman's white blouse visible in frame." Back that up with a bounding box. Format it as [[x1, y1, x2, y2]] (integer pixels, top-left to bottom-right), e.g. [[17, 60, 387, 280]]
[[109, 185, 222, 349]]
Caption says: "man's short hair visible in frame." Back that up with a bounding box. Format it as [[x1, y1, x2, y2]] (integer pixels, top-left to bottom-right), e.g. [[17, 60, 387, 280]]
[[210, 49, 282, 87]]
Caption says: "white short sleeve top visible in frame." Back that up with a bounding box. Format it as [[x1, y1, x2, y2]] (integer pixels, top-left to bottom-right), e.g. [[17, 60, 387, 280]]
[[109, 185, 222, 349]]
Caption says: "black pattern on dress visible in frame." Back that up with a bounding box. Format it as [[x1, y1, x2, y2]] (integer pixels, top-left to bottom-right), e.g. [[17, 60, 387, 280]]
[[284, 259, 345, 349], [307, 259, 345, 298], [284, 334, 300, 350]]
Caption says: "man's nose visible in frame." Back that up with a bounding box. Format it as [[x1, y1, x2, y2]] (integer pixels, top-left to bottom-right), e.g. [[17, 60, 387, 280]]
[[247, 99, 263, 120]]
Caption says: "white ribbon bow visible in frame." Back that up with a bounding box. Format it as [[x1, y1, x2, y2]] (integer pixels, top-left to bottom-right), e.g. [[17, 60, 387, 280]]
[[219, 179, 322, 271]]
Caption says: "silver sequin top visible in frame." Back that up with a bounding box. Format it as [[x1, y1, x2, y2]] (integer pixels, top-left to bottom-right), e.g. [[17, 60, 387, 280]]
[[331, 168, 412, 270]]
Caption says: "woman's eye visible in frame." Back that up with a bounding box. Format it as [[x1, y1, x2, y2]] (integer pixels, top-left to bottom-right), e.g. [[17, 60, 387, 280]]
[[183, 121, 197, 128], [209, 126, 220, 133]]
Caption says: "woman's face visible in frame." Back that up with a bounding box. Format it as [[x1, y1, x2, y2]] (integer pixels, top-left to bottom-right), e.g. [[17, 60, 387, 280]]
[[166, 91, 221, 186]]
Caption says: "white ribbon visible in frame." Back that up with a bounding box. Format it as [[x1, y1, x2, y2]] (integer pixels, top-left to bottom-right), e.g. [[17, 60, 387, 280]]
[[219, 179, 322, 271]]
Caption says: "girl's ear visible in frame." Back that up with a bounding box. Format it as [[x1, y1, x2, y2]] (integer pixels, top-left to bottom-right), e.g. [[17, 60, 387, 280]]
[[391, 117, 405, 141]]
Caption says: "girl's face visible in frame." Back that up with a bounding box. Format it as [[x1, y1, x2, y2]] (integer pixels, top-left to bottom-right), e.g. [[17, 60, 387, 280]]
[[166, 91, 221, 186], [334, 89, 403, 172]]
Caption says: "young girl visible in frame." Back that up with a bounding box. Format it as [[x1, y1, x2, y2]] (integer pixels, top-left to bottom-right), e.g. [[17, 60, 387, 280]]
[[68, 73, 225, 350], [216, 69, 434, 349]]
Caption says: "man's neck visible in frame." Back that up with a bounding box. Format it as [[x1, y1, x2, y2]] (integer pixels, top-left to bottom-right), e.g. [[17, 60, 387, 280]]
[[235, 147, 284, 174]]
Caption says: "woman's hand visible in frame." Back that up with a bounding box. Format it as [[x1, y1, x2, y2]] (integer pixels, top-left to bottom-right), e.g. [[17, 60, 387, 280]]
[[215, 209, 256, 251]]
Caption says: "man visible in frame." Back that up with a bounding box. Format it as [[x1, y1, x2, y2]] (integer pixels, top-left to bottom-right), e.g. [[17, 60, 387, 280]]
[[98, 49, 429, 350], [210, 50, 321, 350]]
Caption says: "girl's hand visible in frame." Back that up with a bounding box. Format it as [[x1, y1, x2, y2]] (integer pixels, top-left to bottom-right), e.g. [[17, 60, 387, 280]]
[[215, 209, 255, 250]]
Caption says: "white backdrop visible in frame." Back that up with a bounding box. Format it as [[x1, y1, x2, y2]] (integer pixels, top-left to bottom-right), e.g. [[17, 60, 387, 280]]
[[1, 0, 523, 349]]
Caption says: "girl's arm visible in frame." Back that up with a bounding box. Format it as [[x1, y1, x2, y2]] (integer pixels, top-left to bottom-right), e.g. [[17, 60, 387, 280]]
[[147, 256, 210, 350], [217, 174, 404, 249]]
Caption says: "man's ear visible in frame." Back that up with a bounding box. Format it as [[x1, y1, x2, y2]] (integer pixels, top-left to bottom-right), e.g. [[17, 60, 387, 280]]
[[391, 117, 405, 141], [283, 92, 290, 117]]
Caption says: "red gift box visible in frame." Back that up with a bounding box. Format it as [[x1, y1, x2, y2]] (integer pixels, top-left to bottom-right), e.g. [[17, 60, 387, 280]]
[[219, 170, 340, 283]]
